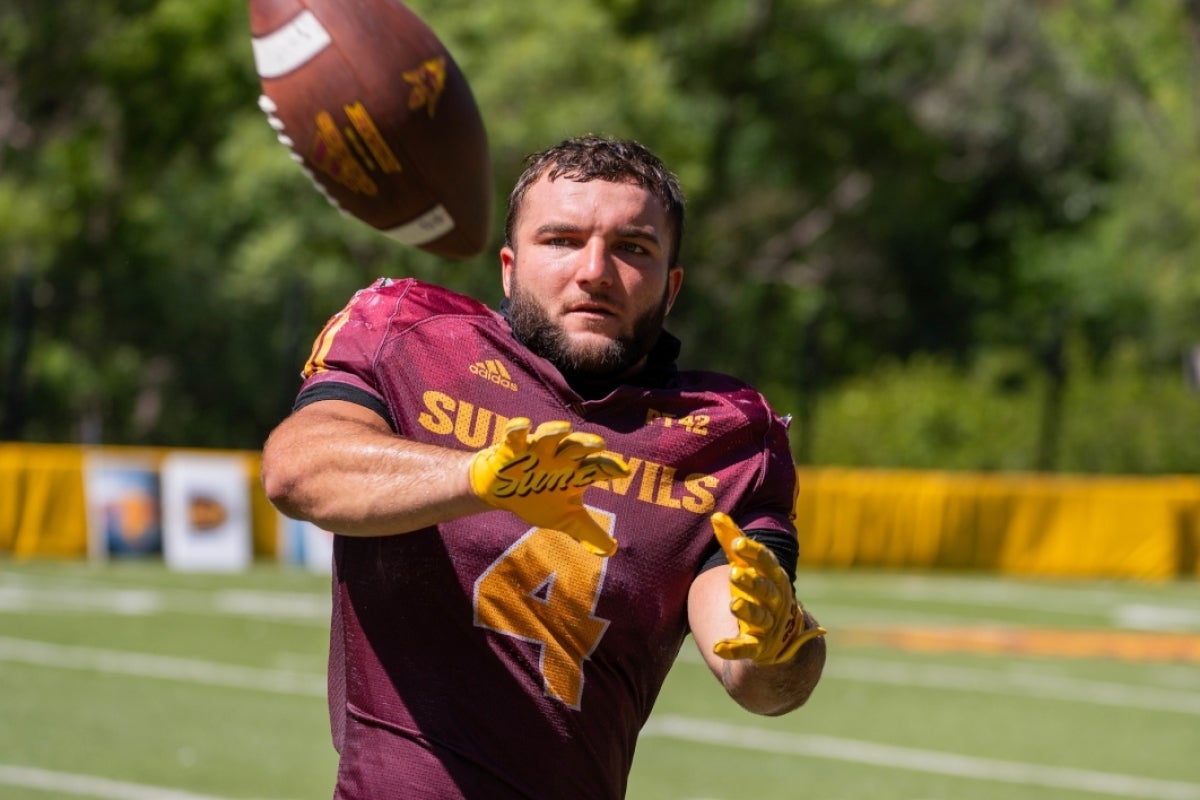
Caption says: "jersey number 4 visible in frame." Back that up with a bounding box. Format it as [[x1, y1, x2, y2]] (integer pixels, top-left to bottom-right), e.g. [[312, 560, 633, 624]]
[[472, 509, 614, 710]]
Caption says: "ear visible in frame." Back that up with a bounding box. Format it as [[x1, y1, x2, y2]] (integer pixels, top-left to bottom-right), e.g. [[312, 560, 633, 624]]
[[500, 246, 516, 298], [665, 265, 684, 315]]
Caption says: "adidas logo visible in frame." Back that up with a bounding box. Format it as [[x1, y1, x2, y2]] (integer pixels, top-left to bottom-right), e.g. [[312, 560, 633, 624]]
[[469, 359, 518, 391]]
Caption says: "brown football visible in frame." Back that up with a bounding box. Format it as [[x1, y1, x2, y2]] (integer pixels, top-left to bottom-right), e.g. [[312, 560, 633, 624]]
[[248, 0, 492, 258]]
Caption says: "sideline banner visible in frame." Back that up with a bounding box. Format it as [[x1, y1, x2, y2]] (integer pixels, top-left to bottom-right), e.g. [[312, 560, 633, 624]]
[[84, 453, 163, 561], [161, 453, 252, 572], [6, 443, 1198, 579], [795, 468, 1200, 580]]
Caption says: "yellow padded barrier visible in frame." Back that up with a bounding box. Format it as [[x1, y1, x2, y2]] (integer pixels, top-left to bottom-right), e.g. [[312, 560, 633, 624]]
[[0, 443, 278, 560], [795, 468, 1200, 580], [3, 444, 1199, 579], [0, 444, 88, 558]]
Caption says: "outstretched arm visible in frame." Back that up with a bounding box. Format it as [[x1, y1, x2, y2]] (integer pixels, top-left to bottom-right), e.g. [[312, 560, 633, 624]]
[[687, 514, 827, 716], [261, 399, 486, 537], [262, 399, 629, 552]]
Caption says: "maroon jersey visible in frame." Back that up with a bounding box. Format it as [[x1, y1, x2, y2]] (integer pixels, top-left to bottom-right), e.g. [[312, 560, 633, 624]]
[[296, 278, 798, 800]]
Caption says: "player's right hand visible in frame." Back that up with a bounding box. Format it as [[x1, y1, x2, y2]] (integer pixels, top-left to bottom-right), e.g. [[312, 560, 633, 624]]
[[469, 418, 629, 556]]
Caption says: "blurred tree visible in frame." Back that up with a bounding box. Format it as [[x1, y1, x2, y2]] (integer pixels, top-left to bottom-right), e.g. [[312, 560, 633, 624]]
[[0, 0, 1195, 475], [601, 0, 1119, 464], [0, 0, 693, 447], [1013, 0, 1200, 469]]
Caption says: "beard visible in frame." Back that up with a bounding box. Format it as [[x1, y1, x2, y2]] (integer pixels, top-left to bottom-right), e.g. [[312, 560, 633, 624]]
[[507, 271, 670, 379]]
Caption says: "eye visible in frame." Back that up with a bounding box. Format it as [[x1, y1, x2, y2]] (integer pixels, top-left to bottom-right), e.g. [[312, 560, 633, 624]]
[[616, 241, 649, 255]]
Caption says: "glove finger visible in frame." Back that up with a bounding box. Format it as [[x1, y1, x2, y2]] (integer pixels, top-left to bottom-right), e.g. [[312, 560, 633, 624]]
[[583, 454, 631, 480], [554, 432, 607, 460], [713, 635, 764, 662], [735, 535, 786, 577], [501, 417, 533, 451], [558, 456, 629, 491], [729, 567, 781, 609], [558, 513, 619, 557], [729, 596, 771, 630], [731, 534, 772, 568], [529, 420, 572, 445], [772, 624, 828, 664], [711, 512, 751, 567], [732, 537, 796, 604]]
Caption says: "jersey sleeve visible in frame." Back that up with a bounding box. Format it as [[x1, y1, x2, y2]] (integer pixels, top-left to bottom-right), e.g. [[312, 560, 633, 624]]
[[698, 397, 800, 580], [733, 397, 799, 537], [295, 382, 393, 429], [290, 277, 499, 433], [292, 279, 402, 425]]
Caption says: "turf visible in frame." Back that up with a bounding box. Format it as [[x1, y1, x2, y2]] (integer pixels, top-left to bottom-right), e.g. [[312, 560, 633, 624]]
[[1, 560, 1197, 800]]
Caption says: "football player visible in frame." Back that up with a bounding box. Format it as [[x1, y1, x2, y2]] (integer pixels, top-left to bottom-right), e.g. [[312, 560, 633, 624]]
[[262, 135, 826, 799]]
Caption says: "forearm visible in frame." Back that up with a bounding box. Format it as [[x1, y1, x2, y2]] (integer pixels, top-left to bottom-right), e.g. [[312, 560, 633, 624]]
[[261, 400, 488, 536], [688, 566, 826, 716]]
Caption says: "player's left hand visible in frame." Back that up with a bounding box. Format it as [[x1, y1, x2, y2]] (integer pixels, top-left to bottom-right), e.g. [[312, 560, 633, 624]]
[[711, 512, 826, 665]]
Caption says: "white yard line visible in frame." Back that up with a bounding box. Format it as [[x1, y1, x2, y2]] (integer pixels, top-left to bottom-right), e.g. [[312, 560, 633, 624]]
[[0, 637, 325, 697], [6, 570, 1198, 632], [1117, 604, 1200, 631], [7, 631, 1190, 718], [0, 584, 328, 625], [643, 715, 1200, 800], [674, 648, 1200, 715], [798, 573, 1200, 629], [832, 656, 1200, 715], [801, 571, 1188, 607], [3, 635, 1198, 798], [0, 764, 295, 800]]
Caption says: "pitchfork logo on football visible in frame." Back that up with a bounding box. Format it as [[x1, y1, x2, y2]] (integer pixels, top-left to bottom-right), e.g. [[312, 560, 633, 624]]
[[311, 110, 378, 195], [404, 56, 447, 118], [470, 359, 518, 392]]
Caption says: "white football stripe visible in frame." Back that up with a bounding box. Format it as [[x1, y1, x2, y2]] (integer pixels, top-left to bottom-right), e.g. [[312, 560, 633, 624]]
[[832, 656, 1200, 715], [675, 647, 1200, 714], [1, 631, 1195, 798], [251, 10, 331, 79], [643, 715, 1200, 800], [0, 764, 296, 800], [386, 204, 455, 245], [0, 636, 326, 696]]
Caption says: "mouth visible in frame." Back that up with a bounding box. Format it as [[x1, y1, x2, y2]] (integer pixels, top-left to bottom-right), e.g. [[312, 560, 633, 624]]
[[565, 301, 618, 319]]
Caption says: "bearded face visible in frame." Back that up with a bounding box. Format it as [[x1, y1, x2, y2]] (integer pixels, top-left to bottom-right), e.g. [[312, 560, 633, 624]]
[[500, 174, 683, 381], [507, 263, 671, 378]]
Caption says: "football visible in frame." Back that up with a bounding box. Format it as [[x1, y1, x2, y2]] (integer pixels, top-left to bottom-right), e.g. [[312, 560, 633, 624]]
[[248, 0, 492, 258]]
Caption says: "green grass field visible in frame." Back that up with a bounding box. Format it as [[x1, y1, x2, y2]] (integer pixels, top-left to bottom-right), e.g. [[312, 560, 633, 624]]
[[1, 560, 1198, 800]]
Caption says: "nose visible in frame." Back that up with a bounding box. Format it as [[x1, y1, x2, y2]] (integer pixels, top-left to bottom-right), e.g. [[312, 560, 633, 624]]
[[574, 238, 614, 288]]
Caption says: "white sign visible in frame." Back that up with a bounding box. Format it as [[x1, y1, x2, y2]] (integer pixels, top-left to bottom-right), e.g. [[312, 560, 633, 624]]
[[161, 453, 252, 572]]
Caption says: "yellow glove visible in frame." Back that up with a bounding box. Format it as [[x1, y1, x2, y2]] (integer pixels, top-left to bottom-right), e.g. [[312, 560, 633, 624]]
[[711, 512, 826, 665], [469, 418, 629, 556]]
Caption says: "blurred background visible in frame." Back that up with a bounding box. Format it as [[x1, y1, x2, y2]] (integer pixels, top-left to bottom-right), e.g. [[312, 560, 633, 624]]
[[2, 3, 1200, 799], [3, 0, 1199, 474]]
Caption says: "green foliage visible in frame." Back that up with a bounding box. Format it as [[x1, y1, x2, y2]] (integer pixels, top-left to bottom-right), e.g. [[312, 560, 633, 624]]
[[811, 353, 1043, 471], [1019, 0, 1200, 364], [668, 0, 1119, 380], [811, 344, 1200, 474], [0, 0, 1197, 471], [1057, 343, 1200, 474]]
